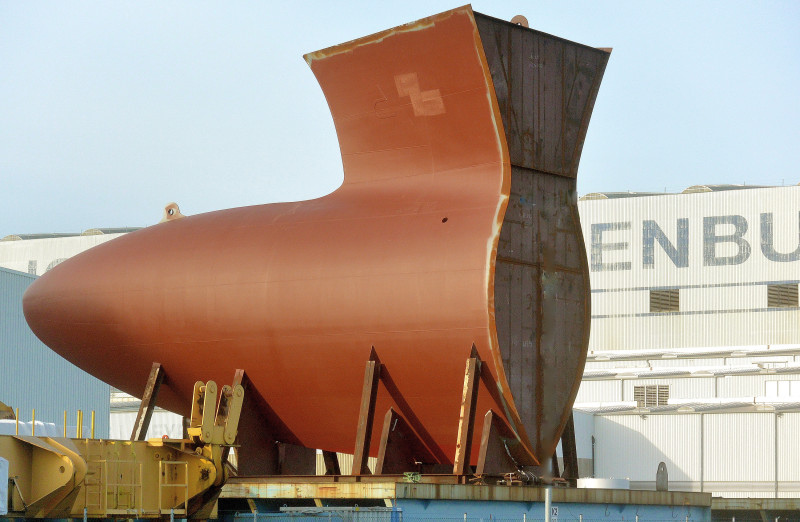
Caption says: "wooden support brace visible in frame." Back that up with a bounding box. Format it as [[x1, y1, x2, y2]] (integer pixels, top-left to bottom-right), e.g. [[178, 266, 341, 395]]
[[560, 411, 579, 484], [453, 346, 481, 475], [351, 348, 381, 475], [130, 362, 165, 441], [375, 407, 435, 475]]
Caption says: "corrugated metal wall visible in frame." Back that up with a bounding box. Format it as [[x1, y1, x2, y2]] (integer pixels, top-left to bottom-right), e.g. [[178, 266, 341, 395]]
[[579, 186, 800, 351], [777, 413, 800, 498], [585, 360, 650, 369], [314, 453, 376, 475], [594, 412, 800, 498], [590, 311, 800, 352], [622, 377, 715, 401], [555, 410, 595, 458], [554, 411, 595, 478], [725, 354, 798, 366], [595, 414, 701, 489], [575, 380, 621, 402], [579, 361, 800, 403], [643, 357, 727, 368], [578, 374, 799, 402], [0, 267, 110, 436], [585, 357, 728, 369], [703, 413, 774, 496], [0, 234, 124, 275], [109, 410, 182, 439], [717, 374, 800, 397]]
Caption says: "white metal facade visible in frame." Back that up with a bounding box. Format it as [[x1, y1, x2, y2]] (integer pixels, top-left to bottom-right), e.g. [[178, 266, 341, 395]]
[[579, 186, 800, 351], [0, 233, 125, 276], [595, 412, 800, 498], [577, 185, 800, 498], [0, 267, 110, 436]]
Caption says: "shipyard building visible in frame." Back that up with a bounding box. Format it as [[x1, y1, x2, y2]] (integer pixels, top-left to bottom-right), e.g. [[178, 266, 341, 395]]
[[0, 184, 798, 497], [574, 184, 800, 498]]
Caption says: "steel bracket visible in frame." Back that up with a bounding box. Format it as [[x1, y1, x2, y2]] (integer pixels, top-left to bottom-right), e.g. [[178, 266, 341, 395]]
[[351, 348, 381, 475], [130, 362, 165, 441], [453, 345, 482, 476], [375, 407, 435, 474]]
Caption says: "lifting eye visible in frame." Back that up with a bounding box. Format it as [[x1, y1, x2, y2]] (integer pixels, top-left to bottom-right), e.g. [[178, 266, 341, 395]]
[[160, 202, 185, 223]]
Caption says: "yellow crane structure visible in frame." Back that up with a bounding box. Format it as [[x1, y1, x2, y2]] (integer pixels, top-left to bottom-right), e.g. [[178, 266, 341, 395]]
[[0, 373, 243, 519]]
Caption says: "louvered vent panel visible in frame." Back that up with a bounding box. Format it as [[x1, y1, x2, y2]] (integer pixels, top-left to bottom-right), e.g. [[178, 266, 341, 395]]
[[650, 289, 679, 313], [634, 384, 670, 407], [646, 386, 657, 406], [634, 386, 645, 407], [657, 385, 669, 405], [768, 284, 798, 308]]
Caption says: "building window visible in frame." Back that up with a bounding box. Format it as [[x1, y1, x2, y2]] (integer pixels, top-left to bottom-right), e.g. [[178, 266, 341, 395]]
[[650, 289, 679, 313], [765, 380, 800, 398], [634, 385, 669, 407], [767, 284, 799, 308]]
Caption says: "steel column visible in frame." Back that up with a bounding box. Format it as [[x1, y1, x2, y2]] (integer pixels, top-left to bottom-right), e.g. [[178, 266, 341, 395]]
[[453, 348, 481, 475], [352, 349, 381, 475]]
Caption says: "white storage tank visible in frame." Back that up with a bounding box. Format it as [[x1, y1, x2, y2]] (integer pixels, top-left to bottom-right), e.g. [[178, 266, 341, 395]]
[[577, 478, 631, 490]]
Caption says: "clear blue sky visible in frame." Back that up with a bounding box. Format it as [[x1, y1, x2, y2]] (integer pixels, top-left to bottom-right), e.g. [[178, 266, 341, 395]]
[[2, 1, 799, 235]]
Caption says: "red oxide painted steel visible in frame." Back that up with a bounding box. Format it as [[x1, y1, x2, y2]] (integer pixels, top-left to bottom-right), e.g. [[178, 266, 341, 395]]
[[23, 7, 608, 469]]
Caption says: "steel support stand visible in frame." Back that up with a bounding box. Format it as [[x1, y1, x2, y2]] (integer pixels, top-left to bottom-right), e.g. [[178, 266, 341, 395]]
[[453, 347, 481, 476], [375, 407, 434, 474], [130, 362, 165, 441], [560, 411, 579, 484], [475, 410, 517, 476], [352, 348, 381, 475], [322, 451, 341, 475], [551, 453, 560, 478]]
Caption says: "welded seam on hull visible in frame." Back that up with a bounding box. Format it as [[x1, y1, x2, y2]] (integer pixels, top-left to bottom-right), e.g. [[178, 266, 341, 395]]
[[469, 9, 539, 465], [303, 7, 469, 66]]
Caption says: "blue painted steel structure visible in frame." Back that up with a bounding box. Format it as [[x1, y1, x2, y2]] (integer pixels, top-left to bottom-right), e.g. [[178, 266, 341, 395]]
[[396, 498, 710, 521], [230, 498, 711, 522]]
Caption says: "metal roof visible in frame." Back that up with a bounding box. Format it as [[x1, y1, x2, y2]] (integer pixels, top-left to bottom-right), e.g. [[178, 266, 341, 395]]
[[579, 183, 788, 200], [2, 227, 141, 242], [81, 227, 142, 236], [587, 344, 800, 363], [2, 233, 79, 241], [582, 362, 800, 380], [575, 398, 800, 415], [579, 191, 664, 200], [681, 184, 771, 193], [0, 266, 36, 279]]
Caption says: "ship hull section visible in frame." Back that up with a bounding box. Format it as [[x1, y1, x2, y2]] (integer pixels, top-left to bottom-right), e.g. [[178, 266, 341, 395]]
[[23, 7, 609, 468]]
